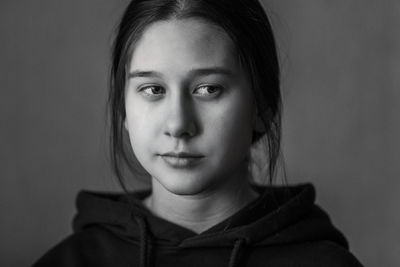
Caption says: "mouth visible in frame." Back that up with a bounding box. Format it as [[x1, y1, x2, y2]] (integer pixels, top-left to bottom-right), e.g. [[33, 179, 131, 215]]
[[159, 152, 204, 168], [159, 152, 204, 158]]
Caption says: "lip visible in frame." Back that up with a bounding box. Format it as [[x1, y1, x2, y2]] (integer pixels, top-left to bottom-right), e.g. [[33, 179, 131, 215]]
[[160, 152, 204, 158], [161, 156, 203, 168], [159, 152, 204, 168]]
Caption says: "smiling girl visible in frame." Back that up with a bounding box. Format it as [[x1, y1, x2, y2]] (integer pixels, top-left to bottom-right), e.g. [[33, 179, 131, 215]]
[[34, 0, 362, 266]]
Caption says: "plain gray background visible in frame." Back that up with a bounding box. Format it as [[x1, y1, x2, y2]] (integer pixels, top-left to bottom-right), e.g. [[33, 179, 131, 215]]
[[1, 1, 399, 266]]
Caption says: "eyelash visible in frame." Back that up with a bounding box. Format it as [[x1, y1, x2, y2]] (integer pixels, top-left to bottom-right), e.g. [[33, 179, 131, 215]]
[[138, 84, 223, 98]]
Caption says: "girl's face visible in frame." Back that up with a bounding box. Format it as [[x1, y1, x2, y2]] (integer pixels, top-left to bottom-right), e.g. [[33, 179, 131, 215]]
[[125, 18, 255, 195]]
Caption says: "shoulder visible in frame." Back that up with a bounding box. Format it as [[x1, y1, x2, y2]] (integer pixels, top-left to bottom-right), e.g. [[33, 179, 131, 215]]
[[290, 241, 363, 267], [251, 241, 363, 267], [33, 227, 136, 267]]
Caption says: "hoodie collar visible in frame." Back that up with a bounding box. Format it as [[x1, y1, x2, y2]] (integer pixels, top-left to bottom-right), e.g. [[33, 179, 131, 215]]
[[73, 183, 348, 248]]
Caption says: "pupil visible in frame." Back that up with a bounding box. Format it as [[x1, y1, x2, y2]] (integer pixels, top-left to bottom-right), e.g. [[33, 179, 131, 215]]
[[207, 86, 216, 93]]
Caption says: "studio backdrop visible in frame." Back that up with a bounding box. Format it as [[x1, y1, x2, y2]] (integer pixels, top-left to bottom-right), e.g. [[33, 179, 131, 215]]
[[0, 1, 399, 266]]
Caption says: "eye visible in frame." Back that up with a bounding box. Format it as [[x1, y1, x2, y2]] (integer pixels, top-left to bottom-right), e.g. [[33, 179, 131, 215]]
[[139, 85, 165, 96], [193, 85, 222, 97]]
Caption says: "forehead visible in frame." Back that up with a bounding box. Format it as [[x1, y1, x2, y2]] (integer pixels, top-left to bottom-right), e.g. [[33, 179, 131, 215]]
[[129, 18, 239, 72]]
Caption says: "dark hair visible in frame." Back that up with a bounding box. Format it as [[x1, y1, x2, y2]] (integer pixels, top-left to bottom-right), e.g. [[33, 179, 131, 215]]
[[108, 0, 282, 191]]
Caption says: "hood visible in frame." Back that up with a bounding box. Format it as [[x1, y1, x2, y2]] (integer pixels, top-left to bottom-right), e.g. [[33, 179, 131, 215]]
[[73, 183, 349, 267]]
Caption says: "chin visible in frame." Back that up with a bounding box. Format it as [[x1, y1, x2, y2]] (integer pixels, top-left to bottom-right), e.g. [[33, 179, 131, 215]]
[[154, 171, 218, 196]]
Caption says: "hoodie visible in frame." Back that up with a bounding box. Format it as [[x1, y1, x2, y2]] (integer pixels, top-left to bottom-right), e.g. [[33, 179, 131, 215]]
[[33, 183, 363, 267]]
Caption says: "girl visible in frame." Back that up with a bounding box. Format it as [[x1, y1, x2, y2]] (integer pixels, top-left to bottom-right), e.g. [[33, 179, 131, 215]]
[[34, 0, 362, 266]]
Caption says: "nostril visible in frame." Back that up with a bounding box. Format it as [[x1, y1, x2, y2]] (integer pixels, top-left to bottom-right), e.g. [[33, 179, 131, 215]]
[[164, 125, 196, 138], [163, 118, 197, 138]]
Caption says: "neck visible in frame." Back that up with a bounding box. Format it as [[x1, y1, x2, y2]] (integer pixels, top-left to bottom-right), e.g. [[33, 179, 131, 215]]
[[143, 167, 259, 234]]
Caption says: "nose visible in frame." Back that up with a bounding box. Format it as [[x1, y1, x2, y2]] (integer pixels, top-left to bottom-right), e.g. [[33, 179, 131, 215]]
[[163, 93, 197, 139]]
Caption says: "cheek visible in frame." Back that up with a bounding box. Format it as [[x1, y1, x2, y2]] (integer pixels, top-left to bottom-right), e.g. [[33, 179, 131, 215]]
[[125, 101, 156, 154], [226, 91, 254, 133], [206, 96, 254, 157], [125, 92, 157, 131]]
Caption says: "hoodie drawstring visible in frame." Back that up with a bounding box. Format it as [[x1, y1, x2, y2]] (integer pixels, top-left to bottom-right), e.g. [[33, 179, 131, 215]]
[[134, 214, 245, 267], [134, 215, 152, 267], [228, 239, 245, 267]]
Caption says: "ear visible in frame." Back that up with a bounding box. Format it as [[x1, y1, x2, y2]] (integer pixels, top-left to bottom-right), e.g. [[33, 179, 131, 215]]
[[123, 119, 129, 131]]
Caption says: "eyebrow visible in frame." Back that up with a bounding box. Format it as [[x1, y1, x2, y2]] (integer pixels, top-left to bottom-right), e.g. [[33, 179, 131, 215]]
[[128, 67, 233, 79]]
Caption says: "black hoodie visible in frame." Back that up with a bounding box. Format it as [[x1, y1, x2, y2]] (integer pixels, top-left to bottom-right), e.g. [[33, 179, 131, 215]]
[[34, 183, 362, 267]]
